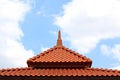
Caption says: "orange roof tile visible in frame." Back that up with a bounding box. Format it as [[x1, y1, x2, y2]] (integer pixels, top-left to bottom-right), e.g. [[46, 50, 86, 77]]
[[0, 67, 120, 77], [27, 46, 92, 68], [27, 31, 92, 68], [1, 31, 120, 78], [28, 46, 91, 63]]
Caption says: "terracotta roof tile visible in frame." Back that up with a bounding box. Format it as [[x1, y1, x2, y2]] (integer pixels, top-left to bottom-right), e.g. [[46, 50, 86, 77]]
[[0, 67, 120, 77], [1, 31, 120, 78], [27, 46, 92, 68], [26, 31, 92, 68], [30, 47, 69, 62]]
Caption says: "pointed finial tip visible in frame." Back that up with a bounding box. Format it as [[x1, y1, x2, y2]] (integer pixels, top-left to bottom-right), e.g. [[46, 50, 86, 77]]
[[58, 30, 61, 39], [56, 30, 62, 46]]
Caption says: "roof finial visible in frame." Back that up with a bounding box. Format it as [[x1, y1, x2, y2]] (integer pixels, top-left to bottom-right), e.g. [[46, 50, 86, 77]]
[[57, 30, 62, 46]]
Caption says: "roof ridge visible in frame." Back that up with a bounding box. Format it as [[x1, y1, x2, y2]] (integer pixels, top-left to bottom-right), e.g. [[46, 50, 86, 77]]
[[26, 31, 92, 68], [27, 45, 92, 62], [27, 47, 56, 62], [61, 46, 92, 62]]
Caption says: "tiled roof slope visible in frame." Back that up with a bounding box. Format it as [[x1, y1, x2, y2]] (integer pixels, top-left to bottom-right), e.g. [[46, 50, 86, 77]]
[[27, 46, 91, 63], [27, 31, 92, 68], [27, 46, 92, 68], [0, 67, 120, 77], [1, 31, 120, 78]]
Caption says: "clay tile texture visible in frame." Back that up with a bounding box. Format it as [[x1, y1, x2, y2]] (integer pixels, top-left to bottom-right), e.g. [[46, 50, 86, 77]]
[[0, 67, 120, 77], [27, 46, 92, 68], [0, 31, 120, 80]]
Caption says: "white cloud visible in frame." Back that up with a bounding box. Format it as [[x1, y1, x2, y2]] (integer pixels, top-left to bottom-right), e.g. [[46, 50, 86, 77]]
[[0, 0, 34, 68], [111, 66, 120, 70], [55, 0, 120, 53], [109, 63, 120, 70], [100, 45, 111, 56], [101, 44, 120, 61], [36, 11, 46, 16], [40, 46, 49, 52]]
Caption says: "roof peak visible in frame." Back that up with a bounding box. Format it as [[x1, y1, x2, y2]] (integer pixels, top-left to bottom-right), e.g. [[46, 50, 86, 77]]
[[56, 30, 63, 46], [27, 46, 92, 68]]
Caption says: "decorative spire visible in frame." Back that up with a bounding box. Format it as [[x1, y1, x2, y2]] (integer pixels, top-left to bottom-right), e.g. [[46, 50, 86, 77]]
[[57, 30, 63, 46]]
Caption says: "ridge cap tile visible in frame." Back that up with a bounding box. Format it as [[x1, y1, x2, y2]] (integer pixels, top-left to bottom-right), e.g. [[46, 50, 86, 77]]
[[27, 46, 92, 64]]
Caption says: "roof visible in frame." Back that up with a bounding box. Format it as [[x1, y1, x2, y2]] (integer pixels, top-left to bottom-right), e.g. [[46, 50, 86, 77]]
[[0, 30, 120, 78], [27, 46, 92, 68], [28, 46, 91, 63], [27, 31, 92, 68], [0, 67, 120, 77]]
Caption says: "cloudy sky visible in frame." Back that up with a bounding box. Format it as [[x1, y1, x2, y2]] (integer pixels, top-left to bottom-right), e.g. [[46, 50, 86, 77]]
[[0, 0, 120, 69]]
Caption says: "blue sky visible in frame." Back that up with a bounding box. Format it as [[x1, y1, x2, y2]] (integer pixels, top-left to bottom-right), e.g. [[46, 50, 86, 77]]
[[21, 0, 70, 54], [0, 0, 120, 69]]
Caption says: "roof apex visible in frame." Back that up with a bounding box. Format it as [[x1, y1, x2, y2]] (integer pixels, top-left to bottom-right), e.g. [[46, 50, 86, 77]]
[[27, 30, 92, 68], [27, 46, 92, 68]]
